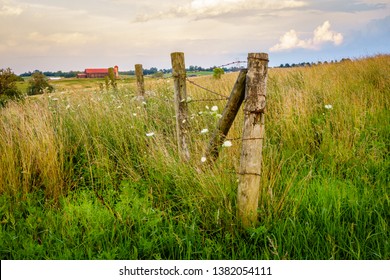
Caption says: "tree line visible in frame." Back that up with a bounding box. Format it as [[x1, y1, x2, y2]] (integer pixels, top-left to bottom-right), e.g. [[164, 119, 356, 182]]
[[278, 58, 352, 68], [1, 68, 54, 107], [18, 65, 244, 78]]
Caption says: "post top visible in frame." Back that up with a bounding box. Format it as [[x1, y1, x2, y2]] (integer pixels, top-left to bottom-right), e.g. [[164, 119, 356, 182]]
[[247, 53, 269, 61]]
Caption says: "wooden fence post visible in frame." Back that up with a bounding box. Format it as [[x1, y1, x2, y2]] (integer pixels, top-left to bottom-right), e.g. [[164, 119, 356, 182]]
[[171, 52, 190, 162], [205, 69, 247, 162], [135, 64, 145, 98], [237, 53, 269, 227]]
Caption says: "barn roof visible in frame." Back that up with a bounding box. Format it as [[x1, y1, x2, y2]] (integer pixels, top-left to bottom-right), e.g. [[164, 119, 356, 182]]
[[85, 68, 109, 74]]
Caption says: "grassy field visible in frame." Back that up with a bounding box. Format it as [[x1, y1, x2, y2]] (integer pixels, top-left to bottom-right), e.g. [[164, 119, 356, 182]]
[[0, 55, 389, 259]]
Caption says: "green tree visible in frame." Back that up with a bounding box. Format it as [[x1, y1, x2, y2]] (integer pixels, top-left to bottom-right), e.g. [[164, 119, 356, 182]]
[[213, 67, 224, 79], [27, 72, 54, 95], [0, 68, 23, 106]]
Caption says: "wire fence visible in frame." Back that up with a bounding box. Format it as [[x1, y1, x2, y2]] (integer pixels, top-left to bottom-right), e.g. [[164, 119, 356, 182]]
[[215, 61, 247, 68], [185, 60, 247, 103]]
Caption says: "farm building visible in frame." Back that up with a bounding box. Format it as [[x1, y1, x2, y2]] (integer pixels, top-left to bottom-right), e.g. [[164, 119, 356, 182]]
[[77, 66, 119, 78]]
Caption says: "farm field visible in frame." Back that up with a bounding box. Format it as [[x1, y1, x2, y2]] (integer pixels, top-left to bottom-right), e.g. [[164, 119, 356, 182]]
[[0, 55, 389, 260]]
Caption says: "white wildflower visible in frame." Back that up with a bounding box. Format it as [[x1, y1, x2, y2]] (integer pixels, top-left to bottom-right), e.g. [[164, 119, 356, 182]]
[[132, 113, 137, 117], [324, 104, 333, 110], [205, 105, 210, 110], [200, 128, 209, 134], [211, 105, 218, 112], [201, 156, 207, 163], [222, 140, 233, 147], [146, 132, 155, 137]]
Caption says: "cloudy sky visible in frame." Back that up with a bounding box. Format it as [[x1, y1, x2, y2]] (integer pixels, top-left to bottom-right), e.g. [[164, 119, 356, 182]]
[[1, 0, 389, 74]]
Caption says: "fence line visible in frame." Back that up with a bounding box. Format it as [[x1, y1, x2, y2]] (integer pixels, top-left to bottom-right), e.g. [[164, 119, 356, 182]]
[[129, 53, 268, 228]]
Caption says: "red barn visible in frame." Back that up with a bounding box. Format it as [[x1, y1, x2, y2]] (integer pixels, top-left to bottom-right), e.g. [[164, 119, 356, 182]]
[[77, 66, 119, 78]]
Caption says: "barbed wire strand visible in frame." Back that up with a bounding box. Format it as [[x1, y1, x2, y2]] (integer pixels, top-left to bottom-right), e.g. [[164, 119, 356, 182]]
[[226, 137, 264, 141], [186, 78, 229, 99], [215, 61, 247, 68], [184, 60, 248, 100], [189, 98, 228, 102]]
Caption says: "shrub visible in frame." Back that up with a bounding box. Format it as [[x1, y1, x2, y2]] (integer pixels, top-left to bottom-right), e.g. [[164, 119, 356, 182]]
[[0, 68, 23, 106], [27, 72, 54, 95], [213, 67, 224, 79]]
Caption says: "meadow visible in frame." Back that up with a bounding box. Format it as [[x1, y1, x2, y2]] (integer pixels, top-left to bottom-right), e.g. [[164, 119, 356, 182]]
[[0, 55, 389, 259]]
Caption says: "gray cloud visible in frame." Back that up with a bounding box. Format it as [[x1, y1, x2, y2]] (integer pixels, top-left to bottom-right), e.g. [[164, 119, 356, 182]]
[[133, 0, 308, 22]]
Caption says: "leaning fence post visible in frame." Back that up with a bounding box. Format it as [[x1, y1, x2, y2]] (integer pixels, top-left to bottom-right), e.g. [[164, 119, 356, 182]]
[[171, 52, 190, 162], [237, 53, 269, 227], [135, 64, 145, 98], [205, 69, 247, 162]]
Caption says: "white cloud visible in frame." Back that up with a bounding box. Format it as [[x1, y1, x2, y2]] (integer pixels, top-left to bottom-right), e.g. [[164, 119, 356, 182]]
[[0, 0, 23, 15], [270, 21, 343, 51], [313, 21, 343, 46]]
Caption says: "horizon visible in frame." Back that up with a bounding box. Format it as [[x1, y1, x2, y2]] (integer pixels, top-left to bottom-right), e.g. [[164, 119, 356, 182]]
[[16, 54, 388, 76], [1, 0, 389, 75]]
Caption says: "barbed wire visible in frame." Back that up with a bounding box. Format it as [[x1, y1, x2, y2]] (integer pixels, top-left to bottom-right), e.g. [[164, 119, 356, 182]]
[[144, 60, 247, 104], [226, 137, 264, 141], [184, 60, 248, 101], [188, 98, 228, 102], [215, 61, 247, 69], [186, 78, 229, 99]]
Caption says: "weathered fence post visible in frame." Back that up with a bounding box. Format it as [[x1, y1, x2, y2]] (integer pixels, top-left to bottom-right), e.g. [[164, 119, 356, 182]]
[[135, 64, 145, 98], [237, 53, 269, 227], [171, 52, 190, 162], [205, 69, 247, 162]]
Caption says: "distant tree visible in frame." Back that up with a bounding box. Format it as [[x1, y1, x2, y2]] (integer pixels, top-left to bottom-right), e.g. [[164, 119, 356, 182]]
[[0, 68, 23, 106], [213, 67, 224, 79], [341, 58, 352, 63], [27, 72, 54, 95], [153, 71, 164, 78], [144, 67, 158, 75]]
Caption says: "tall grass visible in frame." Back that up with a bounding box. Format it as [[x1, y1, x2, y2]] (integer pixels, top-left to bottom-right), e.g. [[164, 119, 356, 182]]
[[0, 55, 389, 259]]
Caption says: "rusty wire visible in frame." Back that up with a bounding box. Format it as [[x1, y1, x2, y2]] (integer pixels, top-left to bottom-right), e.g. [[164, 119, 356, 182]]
[[186, 78, 229, 99], [215, 61, 247, 68], [184, 60, 247, 102]]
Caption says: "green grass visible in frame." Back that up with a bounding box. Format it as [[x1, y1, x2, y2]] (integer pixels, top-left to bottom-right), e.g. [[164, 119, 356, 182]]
[[0, 55, 389, 259]]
